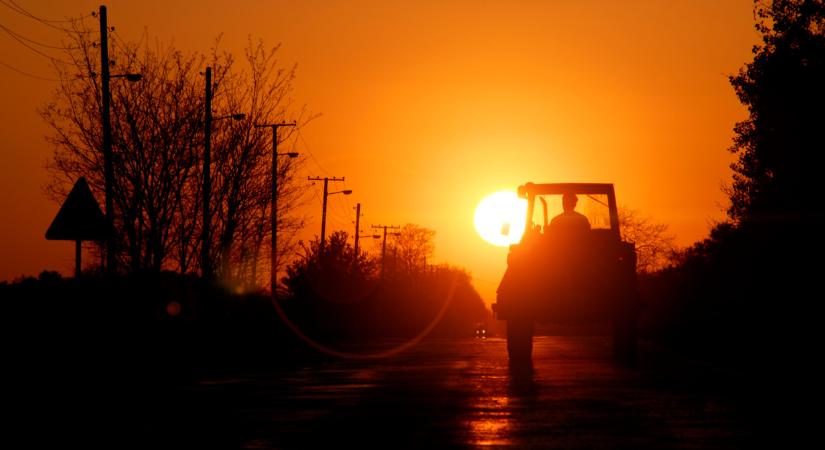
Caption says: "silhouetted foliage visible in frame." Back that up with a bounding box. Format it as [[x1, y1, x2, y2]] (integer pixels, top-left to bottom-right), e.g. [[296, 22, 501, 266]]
[[637, 1, 825, 365], [41, 28, 307, 285], [281, 231, 379, 306], [281, 228, 491, 341], [728, 0, 825, 224], [618, 207, 678, 273], [385, 224, 436, 275]]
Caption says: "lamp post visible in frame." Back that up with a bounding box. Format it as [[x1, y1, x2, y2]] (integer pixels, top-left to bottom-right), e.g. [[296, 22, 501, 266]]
[[307, 176, 350, 252], [98, 4, 142, 275], [254, 122, 297, 295], [201, 65, 245, 279], [371, 225, 401, 276], [322, 188, 352, 251]]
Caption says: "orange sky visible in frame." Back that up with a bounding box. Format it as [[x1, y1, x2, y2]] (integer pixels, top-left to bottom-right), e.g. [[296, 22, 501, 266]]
[[0, 0, 759, 304]]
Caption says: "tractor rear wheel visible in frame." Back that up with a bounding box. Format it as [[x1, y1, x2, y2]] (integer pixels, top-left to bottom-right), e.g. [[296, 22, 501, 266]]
[[507, 318, 534, 367]]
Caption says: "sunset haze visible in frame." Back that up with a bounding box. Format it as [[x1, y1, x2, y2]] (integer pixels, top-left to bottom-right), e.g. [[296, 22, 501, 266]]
[[0, 0, 760, 304]]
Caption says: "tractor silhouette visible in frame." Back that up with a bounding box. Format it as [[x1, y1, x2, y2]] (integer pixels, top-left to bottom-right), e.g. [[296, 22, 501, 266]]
[[493, 183, 640, 365]]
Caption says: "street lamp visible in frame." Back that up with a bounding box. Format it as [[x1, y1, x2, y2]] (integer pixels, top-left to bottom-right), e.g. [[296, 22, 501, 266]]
[[254, 121, 298, 295], [98, 5, 142, 275], [110, 73, 143, 82], [201, 64, 246, 278], [321, 188, 352, 250], [215, 113, 246, 121]]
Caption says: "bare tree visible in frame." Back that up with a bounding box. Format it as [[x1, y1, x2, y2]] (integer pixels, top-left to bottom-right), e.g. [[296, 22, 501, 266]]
[[618, 207, 678, 273], [41, 26, 307, 286], [387, 224, 436, 275]]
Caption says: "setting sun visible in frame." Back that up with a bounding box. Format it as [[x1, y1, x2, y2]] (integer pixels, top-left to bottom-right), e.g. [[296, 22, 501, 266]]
[[473, 191, 528, 247]]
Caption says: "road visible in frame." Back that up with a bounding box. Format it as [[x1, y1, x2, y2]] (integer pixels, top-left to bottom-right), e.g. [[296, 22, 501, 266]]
[[142, 336, 759, 449]]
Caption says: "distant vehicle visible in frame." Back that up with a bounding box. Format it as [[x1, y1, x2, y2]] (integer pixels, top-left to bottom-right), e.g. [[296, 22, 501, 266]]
[[475, 322, 488, 339], [493, 183, 640, 364]]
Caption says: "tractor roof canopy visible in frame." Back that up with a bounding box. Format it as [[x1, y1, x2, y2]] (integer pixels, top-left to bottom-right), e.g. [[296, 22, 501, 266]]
[[518, 182, 621, 238]]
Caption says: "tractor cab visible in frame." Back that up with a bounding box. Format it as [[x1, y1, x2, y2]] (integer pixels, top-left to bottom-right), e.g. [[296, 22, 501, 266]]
[[493, 183, 639, 364]]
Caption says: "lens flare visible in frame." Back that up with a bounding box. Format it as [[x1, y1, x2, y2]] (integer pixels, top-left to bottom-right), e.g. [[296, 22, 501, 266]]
[[474, 191, 528, 247]]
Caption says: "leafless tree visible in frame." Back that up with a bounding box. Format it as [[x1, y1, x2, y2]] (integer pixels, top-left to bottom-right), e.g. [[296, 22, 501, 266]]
[[386, 224, 436, 275], [618, 207, 678, 273], [41, 25, 307, 288]]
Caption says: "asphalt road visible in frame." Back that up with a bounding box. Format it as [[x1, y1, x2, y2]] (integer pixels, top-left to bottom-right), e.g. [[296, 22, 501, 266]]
[[148, 336, 761, 449]]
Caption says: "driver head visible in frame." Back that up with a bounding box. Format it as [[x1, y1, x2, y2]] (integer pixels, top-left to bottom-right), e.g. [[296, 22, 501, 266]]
[[562, 193, 578, 212]]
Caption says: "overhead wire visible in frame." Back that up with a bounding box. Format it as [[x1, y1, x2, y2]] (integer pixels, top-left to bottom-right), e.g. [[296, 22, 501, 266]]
[[0, 59, 58, 81], [0, 0, 92, 33], [294, 126, 357, 228], [0, 21, 74, 64], [0, 23, 79, 50], [291, 118, 363, 239], [110, 28, 146, 69], [295, 126, 332, 177]]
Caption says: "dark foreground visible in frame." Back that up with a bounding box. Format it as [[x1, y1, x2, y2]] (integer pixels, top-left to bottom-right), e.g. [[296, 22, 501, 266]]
[[137, 336, 762, 449]]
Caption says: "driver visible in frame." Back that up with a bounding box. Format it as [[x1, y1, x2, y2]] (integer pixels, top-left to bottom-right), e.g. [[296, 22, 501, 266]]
[[550, 193, 591, 230]]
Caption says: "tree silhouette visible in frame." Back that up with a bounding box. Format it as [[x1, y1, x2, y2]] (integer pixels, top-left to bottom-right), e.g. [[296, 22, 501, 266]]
[[728, 0, 825, 224], [41, 27, 307, 285], [282, 230, 490, 339], [281, 231, 378, 305], [618, 207, 677, 273], [385, 224, 435, 276]]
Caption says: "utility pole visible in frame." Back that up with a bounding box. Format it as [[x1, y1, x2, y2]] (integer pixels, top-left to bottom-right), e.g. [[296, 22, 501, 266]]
[[254, 122, 297, 295], [99, 5, 115, 275], [201, 66, 213, 278], [353, 203, 361, 258], [94, 6, 142, 275], [372, 224, 401, 276], [308, 176, 348, 251]]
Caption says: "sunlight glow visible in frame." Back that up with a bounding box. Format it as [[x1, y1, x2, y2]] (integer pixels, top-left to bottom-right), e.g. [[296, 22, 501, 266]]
[[474, 191, 528, 247]]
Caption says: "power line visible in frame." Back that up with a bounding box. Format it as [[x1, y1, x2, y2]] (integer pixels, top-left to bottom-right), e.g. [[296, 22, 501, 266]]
[[110, 29, 143, 68], [0, 0, 92, 33], [0, 59, 58, 81], [295, 126, 332, 177], [339, 178, 355, 218], [0, 22, 73, 64], [294, 127, 357, 220], [0, 23, 79, 50], [372, 224, 401, 276], [5, 0, 83, 23], [307, 183, 349, 230]]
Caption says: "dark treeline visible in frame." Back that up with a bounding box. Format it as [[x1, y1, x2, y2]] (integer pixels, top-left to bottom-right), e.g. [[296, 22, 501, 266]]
[[1, 225, 489, 374], [0, 270, 311, 447], [281, 228, 490, 342], [638, 0, 824, 367]]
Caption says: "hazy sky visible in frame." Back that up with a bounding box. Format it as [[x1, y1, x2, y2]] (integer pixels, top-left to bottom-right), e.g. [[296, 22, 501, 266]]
[[0, 0, 760, 303]]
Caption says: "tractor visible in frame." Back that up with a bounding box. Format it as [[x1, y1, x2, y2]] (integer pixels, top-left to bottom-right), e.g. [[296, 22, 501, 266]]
[[493, 183, 640, 365]]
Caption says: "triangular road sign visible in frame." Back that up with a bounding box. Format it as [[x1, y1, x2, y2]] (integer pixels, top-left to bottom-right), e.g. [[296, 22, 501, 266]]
[[45, 177, 109, 241]]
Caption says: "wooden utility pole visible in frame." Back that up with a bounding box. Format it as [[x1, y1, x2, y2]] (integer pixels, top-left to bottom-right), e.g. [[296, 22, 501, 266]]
[[372, 224, 401, 276], [308, 176, 347, 250], [254, 122, 297, 295], [201, 66, 213, 278], [353, 203, 361, 258], [99, 5, 115, 275]]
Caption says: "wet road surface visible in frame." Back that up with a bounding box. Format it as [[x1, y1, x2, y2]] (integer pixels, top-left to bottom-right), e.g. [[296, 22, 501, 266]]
[[155, 336, 757, 449]]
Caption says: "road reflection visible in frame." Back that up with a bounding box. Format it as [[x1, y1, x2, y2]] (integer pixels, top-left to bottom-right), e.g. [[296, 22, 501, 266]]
[[170, 336, 753, 448], [467, 394, 512, 446]]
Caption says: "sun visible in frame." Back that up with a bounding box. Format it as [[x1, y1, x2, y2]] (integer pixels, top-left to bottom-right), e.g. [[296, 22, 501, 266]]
[[474, 191, 528, 247]]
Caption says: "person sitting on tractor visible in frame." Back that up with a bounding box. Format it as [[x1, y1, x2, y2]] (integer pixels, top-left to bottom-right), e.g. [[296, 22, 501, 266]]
[[549, 193, 591, 230]]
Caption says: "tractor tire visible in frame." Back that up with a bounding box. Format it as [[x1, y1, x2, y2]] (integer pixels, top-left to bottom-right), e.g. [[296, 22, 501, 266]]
[[507, 318, 534, 367]]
